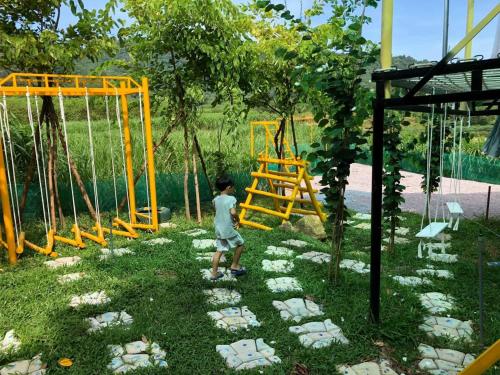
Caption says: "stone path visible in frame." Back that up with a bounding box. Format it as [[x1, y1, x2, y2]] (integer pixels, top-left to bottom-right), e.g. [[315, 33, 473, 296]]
[[196, 252, 227, 263], [216, 339, 281, 371], [87, 311, 133, 333], [207, 306, 261, 332], [418, 343, 475, 374], [57, 272, 86, 284], [416, 267, 454, 279], [392, 275, 432, 287], [69, 291, 110, 308], [281, 239, 308, 248], [200, 268, 236, 282], [0, 354, 46, 375], [100, 248, 135, 260], [353, 213, 371, 220], [182, 228, 207, 237], [383, 236, 410, 244], [428, 253, 458, 263], [336, 359, 398, 375], [193, 239, 216, 250], [296, 251, 330, 264], [419, 292, 455, 314], [44, 256, 81, 269], [107, 340, 167, 373], [340, 259, 370, 274], [142, 238, 173, 246], [289, 319, 349, 348], [419, 316, 473, 342], [353, 222, 371, 230], [1, 330, 20, 354], [265, 246, 294, 257], [272, 298, 324, 322], [266, 277, 303, 293], [203, 288, 241, 305], [261, 259, 294, 273]]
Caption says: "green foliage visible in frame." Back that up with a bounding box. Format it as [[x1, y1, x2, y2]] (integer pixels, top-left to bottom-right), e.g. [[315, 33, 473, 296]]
[[382, 113, 406, 252], [0, 0, 120, 73]]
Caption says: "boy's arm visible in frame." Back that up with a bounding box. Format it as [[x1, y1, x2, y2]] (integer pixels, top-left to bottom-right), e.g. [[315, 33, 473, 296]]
[[230, 207, 240, 228]]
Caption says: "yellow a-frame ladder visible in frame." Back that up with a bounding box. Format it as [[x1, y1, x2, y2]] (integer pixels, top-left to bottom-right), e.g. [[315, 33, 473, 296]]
[[239, 156, 326, 230]]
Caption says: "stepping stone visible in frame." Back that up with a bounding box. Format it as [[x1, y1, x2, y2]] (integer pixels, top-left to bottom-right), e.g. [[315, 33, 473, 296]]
[[353, 222, 371, 230], [87, 311, 133, 333], [207, 306, 261, 332], [159, 222, 177, 229], [265, 246, 294, 257], [337, 359, 398, 375], [289, 319, 349, 348], [416, 268, 454, 279], [204, 288, 241, 305], [266, 277, 302, 293], [418, 343, 475, 373], [69, 291, 110, 308], [419, 316, 473, 342], [216, 338, 281, 371], [142, 238, 173, 246], [193, 239, 216, 250], [281, 239, 308, 248], [100, 248, 135, 260], [419, 292, 455, 314], [383, 236, 410, 244], [1, 330, 21, 354], [392, 275, 432, 287], [385, 227, 410, 236], [436, 233, 452, 241], [0, 354, 46, 375], [340, 259, 370, 274], [107, 339, 167, 373], [182, 228, 207, 237], [196, 252, 227, 263], [353, 213, 371, 220], [297, 251, 331, 264], [57, 272, 86, 284], [262, 260, 294, 273], [200, 268, 236, 282], [273, 298, 324, 322], [428, 253, 458, 263], [44, 256, 81, 269]]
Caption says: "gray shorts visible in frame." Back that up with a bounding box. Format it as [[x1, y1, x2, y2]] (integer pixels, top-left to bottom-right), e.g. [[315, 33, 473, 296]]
[[216, 232, 245, 252]]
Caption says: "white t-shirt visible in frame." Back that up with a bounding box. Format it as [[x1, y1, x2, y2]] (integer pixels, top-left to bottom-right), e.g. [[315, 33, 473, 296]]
[[213, 195, 238, 239]]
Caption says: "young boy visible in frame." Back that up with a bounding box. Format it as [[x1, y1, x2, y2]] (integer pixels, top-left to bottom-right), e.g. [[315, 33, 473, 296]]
[[211, 175, 246, 281]]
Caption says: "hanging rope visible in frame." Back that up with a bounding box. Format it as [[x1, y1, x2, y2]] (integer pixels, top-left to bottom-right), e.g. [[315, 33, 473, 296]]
[[421, 100, 435, 231], [0, 94, 21, 244], [105, 95, 119, 217], [26, 89, 49, 237], [84, 88, 101, 229], [58, 89, 79, 226], [34, 95, 52, 230], [138, 91, 151, 224], [114, 88, 131, 223]]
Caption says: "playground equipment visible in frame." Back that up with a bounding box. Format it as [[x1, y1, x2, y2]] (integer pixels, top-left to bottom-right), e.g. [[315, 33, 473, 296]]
[[240, 120, 326, 230], [0, 73, 158, 265]]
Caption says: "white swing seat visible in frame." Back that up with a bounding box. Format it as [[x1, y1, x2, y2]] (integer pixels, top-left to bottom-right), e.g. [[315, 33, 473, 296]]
[[446, 202, 463, 215], [416, 222, 448, 239]]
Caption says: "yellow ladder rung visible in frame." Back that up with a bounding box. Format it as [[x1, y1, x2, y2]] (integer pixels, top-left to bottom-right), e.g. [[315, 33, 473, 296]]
[[240, 219, 272, 231], [268, 170, 314, 180], [240, 203, 289, 219], [245, 188, 293, 201], [251, 172, 298, 184], [273, 183, 317, 193], [279, 206, 320, 215], [257, 157, 305, 167]]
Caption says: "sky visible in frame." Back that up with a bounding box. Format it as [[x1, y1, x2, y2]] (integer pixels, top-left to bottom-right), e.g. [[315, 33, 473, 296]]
[[59, 0, 500, 61]]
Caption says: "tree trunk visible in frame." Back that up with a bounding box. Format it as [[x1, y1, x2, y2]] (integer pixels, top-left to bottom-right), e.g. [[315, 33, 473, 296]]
[[51, 120, 65, 228], [182, 121, 191, 220], [389, 215, 396, 253], [192, 143, 202, 224], [46, 103, 57, 231], [329, 187, 345, 285], [193, 134, 213, 196]]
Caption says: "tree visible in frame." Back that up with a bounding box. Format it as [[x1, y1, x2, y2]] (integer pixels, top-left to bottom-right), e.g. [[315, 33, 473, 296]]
[[122, 0, 252, 219], [0, 0, 119, 229]]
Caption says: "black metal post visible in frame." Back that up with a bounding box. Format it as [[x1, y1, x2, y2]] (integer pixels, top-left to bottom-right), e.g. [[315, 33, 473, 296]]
[[370, 81, 385, 323], [486, 186, 491, 221]]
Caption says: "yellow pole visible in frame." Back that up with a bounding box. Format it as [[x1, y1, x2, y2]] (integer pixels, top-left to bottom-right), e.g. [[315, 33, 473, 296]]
[[141, 77, 158, 231], [0, 135, 17, 264], [465, 0, 474, 58], [250, 123, 254, 158], [120, 82, 137, 224], [381, 0, 393, 98]]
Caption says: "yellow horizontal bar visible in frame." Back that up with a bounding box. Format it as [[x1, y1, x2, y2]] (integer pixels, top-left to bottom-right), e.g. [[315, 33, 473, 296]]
[[250, 121, 279, 126], [54, 235, 86, 249], [268, 170, 312, 180], [273, 183, 317, 193], [0, 87, 141, 96], [459, 339, 500, 375], [0, 72, 141, 88], [24, 240, 52, 255], [130, 223, 155, 230], [99, 226, 138, 239], [114, 218, 138, 236], [240, 219, 272, 231], [245, 188, 293, 201], [258, 157, 305, 166], [240, 203, 289, 219], [251, 172, 298, 184], [80, 231, 107, 246], [135, 212, 151, 220]]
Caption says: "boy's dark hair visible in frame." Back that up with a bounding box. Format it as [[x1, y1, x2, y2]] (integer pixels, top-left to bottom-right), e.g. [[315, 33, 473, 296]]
[[215, 175, 234, 191]]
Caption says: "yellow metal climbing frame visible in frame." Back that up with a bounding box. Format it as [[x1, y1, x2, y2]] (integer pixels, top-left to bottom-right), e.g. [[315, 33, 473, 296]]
[[459, 339, 500, 374]]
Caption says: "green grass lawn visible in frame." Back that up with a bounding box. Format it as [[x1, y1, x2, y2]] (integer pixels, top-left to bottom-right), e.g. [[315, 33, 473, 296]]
[[0, 212, 499, 374]]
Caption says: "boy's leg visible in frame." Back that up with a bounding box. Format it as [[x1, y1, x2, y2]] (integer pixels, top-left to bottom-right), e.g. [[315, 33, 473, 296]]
[[211, 251, 223, 277], [231, 245, 244, 270]]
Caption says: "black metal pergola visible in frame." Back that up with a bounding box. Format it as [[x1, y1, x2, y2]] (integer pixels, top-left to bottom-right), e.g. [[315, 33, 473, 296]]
[[369, 57, 500, 322]]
